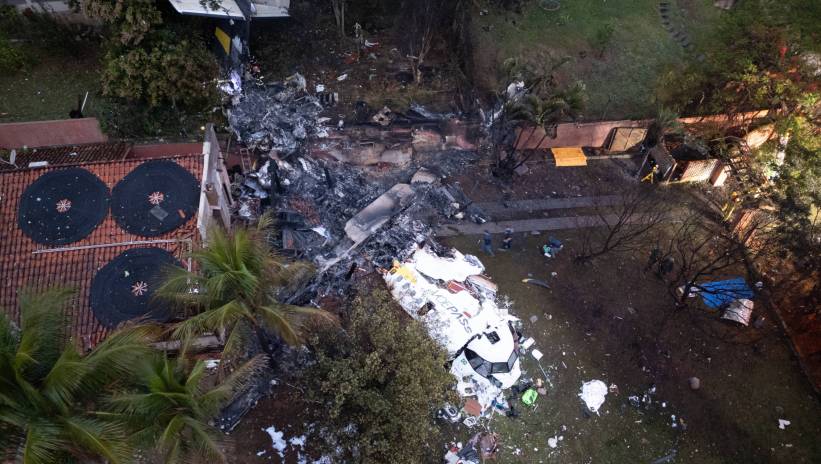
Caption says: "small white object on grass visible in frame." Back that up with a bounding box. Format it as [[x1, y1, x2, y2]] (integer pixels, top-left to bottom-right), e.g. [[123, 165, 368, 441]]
[[579, 380, 608, 414], [778, 419, 791, 430], [532, 349, 544, 361]]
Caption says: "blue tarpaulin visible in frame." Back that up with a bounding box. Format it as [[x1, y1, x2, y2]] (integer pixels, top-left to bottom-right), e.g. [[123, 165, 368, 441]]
[[697, 278, 754, 308]]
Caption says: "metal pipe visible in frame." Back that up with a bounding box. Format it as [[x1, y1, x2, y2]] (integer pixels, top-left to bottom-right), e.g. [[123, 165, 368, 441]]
[[32, 239, 181, 254]]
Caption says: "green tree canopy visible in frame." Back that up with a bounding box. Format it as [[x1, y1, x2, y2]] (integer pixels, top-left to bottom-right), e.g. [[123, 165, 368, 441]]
[[0, 288, 154, 464], [80, 0, 163, 45], [101, 31, 219, 108], [305, 287, 455, 464]]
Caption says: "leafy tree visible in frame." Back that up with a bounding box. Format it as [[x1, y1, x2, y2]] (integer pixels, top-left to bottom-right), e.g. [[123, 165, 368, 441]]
[[102, 31, 218, 108], [157, 218, 334, 360], [107, 355, 265, 463], [0, 288, 154, 464], [305, 287, 455, 464], [79, 0, 163, 45]]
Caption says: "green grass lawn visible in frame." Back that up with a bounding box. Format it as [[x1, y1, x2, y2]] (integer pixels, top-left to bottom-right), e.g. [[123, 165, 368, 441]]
[[472, 0, 722, 119], [0, 44, 215, 141], [0, 46, 101, 122], [444, 232, 821, 464]]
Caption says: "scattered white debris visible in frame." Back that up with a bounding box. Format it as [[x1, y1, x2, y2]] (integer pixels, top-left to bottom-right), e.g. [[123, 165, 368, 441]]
[[532, 349, 544, 361], [264, 426, 287, 457], [579, 380, 608, 414], [337, 73, 348, 81], [778, 419, 791, 430], [521, 337, 535, 350], [315, 84, 326, 93], [256, 450, 267, 456], [547, 437, 558, 448], [204, 359, 220, 369], [290, 435, 307, 448]]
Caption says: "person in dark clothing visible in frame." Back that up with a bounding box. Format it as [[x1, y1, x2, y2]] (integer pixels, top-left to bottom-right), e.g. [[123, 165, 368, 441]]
[[646, 247, 661, 271], [502, 228, 513, 249], [482, 231, 494, 256], [657, 256, 675, 278]]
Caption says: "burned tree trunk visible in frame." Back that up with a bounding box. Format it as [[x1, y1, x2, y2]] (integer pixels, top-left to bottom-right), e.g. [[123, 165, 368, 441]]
[[330, 0, 346, 37]]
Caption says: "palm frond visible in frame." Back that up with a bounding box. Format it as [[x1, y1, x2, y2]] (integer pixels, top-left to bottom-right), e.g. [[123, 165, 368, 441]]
[[41, 347, 90, 412], [182, 416, 226, 464], [79, 325, 157, 395], [156, 415, 186, 462], [0, 313, 20, 358], [256, 303, 335, 346], [14, 288, 74, 380], [171, 300, 250, 349], [21, 421, 65, 464], [62, 416, 130, 464], [199, 354, 267, 417]]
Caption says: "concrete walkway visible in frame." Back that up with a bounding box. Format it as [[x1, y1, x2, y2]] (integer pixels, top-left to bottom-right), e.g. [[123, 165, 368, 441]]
[[472, 195, 622, 216], [436, 214, 626, 237]]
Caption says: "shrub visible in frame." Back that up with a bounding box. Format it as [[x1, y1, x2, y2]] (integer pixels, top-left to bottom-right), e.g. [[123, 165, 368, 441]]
[[305, 287, 455, 464], [102, 32, 218, 108], [0, 34, 24, 74]]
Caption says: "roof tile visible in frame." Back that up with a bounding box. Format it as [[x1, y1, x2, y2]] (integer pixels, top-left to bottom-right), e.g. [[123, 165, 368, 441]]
[[0, 155, 203, 349]]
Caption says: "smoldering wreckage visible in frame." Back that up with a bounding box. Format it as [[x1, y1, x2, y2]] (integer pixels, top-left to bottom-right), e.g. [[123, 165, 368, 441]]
[[219, 72, 549, 462]]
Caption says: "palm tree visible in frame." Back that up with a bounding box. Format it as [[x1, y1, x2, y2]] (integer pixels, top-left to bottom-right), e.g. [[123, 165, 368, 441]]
[[0, 288, 154, 464], [157, 218, 334, 359], [502, 82, 587, 174], [107, 354, 265, 463], [646, 106, 683, 148]]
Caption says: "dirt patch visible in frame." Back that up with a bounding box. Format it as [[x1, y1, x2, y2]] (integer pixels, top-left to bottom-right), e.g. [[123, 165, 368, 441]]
[[225, 385, 314, 463]]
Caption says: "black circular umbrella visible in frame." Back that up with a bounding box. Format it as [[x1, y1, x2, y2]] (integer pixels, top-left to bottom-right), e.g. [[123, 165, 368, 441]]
[[17, 168, 110, 245], [90, 247, 181, 328], [111, 160, 200, 237]]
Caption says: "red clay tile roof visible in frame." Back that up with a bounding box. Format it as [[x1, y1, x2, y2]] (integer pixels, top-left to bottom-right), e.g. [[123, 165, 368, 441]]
[[0, 118, 107, 149], [0, 142, 132, 172], [0, 155, 203, 350]]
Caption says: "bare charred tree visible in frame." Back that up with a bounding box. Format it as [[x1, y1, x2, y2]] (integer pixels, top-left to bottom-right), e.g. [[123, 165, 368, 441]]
[[574, 185, 668, 263], [330, 0, 346, 37], [643, 209, 784, 345], [658, 208, 779, 309], [402, 0, 448, 84]]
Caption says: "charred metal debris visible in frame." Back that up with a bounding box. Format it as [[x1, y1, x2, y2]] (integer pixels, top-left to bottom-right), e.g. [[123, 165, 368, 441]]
[[225, 74, 487, 307]]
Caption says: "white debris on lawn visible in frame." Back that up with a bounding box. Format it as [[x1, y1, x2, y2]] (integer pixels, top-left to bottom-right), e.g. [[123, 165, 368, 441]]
[[384, 245, 522, 413], [264, 426, 287, 457], [579, 380, 609, 414], [547, 437, 558, 448], [778, 419, 791, 429], [290, 435, 307, 447]]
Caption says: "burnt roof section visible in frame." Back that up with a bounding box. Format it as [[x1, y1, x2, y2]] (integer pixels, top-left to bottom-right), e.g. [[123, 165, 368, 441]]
[[0, 142, 131, 172], [0, 155, 203, 350]]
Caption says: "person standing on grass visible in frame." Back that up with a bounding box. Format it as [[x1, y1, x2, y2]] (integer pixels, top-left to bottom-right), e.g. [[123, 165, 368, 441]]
[[482, 230, 494, 256]]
